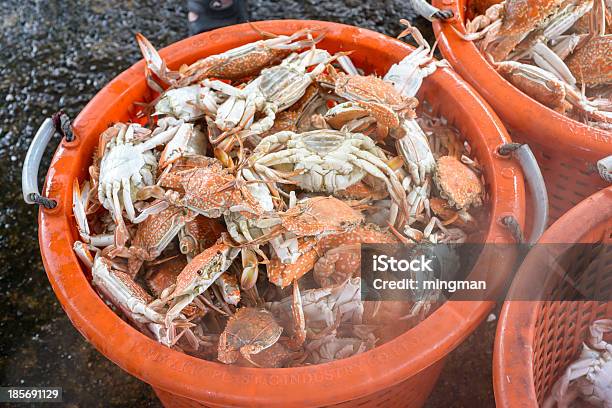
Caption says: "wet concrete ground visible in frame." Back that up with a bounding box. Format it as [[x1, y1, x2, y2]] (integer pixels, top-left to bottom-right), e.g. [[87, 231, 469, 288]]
[[0, 1, 494, 406]]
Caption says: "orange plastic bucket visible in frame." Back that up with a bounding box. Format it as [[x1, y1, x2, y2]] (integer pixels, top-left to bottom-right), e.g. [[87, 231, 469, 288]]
[[432, 0, 612, 223], [36, 20, 525, 407], [494, 186, 612, 407]]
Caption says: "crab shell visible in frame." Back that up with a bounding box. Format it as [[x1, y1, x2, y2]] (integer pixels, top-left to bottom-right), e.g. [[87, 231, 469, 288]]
[[280, 196, 364, 237], [496, 61, 568, 112], [218, 308, 283, 364], [235, 342, 293, 368], [334, 73, 418, 129], [489, 0, 566, 60], [267, 238, 320, 288], [215, 273, 241, 306], [334, 180, 388, 201], [172, 241, 230, 297], [267, 225, 399, 288], [324, 102, 370, 129], [145, 256, 188, 297], [566, 36, 612, 86], [315, 225, 400, 287], [179, 216, 226, 256], [433, 156, 484, 209], [131, 205, 194, 261], [160, 156, 263, 218]]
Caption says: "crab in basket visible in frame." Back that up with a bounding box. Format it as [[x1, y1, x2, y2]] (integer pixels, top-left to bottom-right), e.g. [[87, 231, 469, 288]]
[[544, 319, 612, 408], [71, 21, 488, 368], [462, 0, 612, 128]]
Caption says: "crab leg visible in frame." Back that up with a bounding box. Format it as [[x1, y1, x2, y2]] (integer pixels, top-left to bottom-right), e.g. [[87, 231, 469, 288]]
[[532, 42, 577, 85], [73, 241, 95, 268], [135, 32, 177, 88], [92, 255, 166, 324]]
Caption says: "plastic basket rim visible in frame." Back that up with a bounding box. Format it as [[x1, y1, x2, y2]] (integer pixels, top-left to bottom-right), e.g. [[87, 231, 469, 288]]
[[38, 19, 525, 406], [493, 186, 612, 408]]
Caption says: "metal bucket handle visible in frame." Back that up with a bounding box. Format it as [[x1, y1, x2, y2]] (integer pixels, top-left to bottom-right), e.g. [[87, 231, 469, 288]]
[[498, 143, 549, 244], [22, 112, 74, 209]]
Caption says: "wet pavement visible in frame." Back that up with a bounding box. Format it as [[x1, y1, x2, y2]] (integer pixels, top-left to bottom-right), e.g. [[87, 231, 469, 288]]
[[0, 1, 493, 406]]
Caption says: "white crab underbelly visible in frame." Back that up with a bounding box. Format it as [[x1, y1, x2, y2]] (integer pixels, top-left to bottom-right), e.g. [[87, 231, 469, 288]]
[[292, 160, 365, 193], [99, 144, 146, 186]]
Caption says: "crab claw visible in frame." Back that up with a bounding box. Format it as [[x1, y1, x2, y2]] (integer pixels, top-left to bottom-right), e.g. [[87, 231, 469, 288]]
[[135, 32, 178, 89], [240, 248, 260, 290]]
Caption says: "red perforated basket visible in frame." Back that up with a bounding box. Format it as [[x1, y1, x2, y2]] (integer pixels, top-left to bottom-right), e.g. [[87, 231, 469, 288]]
[[432, 0, 612, 224], [37, 20, 525, 407], [494, 186, 612, 407]]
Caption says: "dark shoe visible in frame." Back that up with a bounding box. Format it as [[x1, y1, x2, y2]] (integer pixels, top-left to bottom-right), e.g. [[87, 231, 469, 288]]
[[188, 0, 249, 36]]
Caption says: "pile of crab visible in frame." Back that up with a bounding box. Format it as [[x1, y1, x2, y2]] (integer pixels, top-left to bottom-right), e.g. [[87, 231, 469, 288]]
[[72, 22, 486, 368], [462, 0, 612, 130]]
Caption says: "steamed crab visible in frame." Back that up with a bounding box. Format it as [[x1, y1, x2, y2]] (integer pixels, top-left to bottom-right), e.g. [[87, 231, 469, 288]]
[[217, 308, 284, 365], [135, 28, 322, 88], [205, 47, 336, 144], [463, 0, 612, 126], [90, 254, 205, 348], [219, 281, 306, 366], [140, 155, 264, 219], [151, 240, 240, 341], [325, 65, 419, 139], [250, 129, 409, 225], [69, 19, 488, 369], [94, 122, 185, 244], [434, 156, 484, 210]]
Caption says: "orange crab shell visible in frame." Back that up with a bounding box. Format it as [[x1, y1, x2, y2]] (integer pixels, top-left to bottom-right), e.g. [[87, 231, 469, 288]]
[[430, 197, 459, 220], [267, 238, 320, 288], [434, 156, 484, 209], [316, 225, 400, 283], [217, 308, 283, 364], [132, 205, 193, 258], [496, 62, 567, 112], [314, 245, 361, 287], [335, 181, 388, 201], [146, 256, 188, 297], [182, 216, 226, 251], [490, 0, 565, 60], [335, 73, 407, 106], [334, 73, 418, 126], [566, 36, 612, 86], [178, 47, 291, 85], [173, 241, 228, 296], [318, 225, 400, 251], [161, 156, 264, 218], [280, 196, 364, 237]]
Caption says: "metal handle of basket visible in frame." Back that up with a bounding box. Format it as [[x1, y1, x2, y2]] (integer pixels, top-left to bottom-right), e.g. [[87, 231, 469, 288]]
[[410, 0, 451, 21], [22, 118, 58, 209], [499, 143, 549, 244]]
